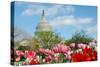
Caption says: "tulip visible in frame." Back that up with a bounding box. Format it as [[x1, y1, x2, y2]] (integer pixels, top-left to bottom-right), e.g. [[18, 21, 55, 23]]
[[54, 56, 60, 62], [16, 50, 24, 56], [45, 55, 52, 62], [38, 48, 45, 54], [89, 41, 97, 47], [15, 56, 20, 62], [22, 61, 26, 65], [29, 58, 37, 65], [14, 41, 97, 65], [24, 51, 36, 59], [65, 54, 71, 60]]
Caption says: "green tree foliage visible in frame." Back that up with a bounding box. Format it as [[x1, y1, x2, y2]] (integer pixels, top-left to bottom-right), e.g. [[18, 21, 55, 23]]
[[65, 31, 93, 45], [17, 46, 31, 51], [34, 31, 62, 49], [28, 39, 40, 51]]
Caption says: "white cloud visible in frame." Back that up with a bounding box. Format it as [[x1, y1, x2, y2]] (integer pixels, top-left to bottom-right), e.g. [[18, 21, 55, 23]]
[[45, 5, 75, 17], [21, 4, 75, 17], [22, 4, 43, 16], [22, 8, 41, 16], [50, 15, 93, 27], [61, 5, 75, 14], [45, 5, 62, 17]]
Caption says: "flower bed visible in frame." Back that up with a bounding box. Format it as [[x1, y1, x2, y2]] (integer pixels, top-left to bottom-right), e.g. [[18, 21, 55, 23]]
[[13, 41, 97, 66]]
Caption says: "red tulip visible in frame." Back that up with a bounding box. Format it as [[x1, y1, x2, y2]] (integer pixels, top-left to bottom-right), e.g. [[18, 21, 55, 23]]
[[25, 51, 36, 59], [29, 58, 37, 65], [72, 51, 84, 62], [45, 55, 52, 62], [85, 56, 91, 61]]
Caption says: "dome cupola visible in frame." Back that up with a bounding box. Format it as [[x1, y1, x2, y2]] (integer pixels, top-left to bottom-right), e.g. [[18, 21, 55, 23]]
[[36, 10, 52, 32]]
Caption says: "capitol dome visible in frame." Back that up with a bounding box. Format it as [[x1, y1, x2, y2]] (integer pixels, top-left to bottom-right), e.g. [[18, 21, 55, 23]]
[[36, 10, 52, 32]]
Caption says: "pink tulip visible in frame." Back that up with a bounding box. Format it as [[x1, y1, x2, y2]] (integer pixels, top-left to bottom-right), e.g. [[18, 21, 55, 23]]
[[65, 54, 71, 60], [15, 56, 20, 62], [44, 49, 54, 55], [16, 50, 24, 56], [38, 48, 45, 54], [22, 61, 26, 65], [78, 43, 87, 49], [54, 56, 60, 62], [52, 44, 70, 54], [44, 49, 50, 55], [38, 48, 54, 55], [89, 42, 97, 47], [78, 43, 83, 48], [52, 46, 58, 53]]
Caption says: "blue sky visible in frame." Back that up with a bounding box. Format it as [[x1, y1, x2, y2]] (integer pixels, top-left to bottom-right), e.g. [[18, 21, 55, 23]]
[[13, 1, 97, 40]]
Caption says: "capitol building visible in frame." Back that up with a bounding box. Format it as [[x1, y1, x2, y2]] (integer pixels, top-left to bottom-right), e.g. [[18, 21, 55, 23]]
[[35, 10, 52, 32], [15, 10, 54, 50]]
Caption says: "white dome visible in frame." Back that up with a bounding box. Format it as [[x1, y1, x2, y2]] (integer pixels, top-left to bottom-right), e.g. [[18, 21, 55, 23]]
[[36, 10, 52, 32]]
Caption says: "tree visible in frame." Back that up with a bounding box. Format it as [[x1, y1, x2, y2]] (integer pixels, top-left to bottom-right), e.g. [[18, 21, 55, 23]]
[[65, 31, 93, 46], [34, 31, 63, 49], [14, 27, 32, 42], [13, 27, 32, 50]]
